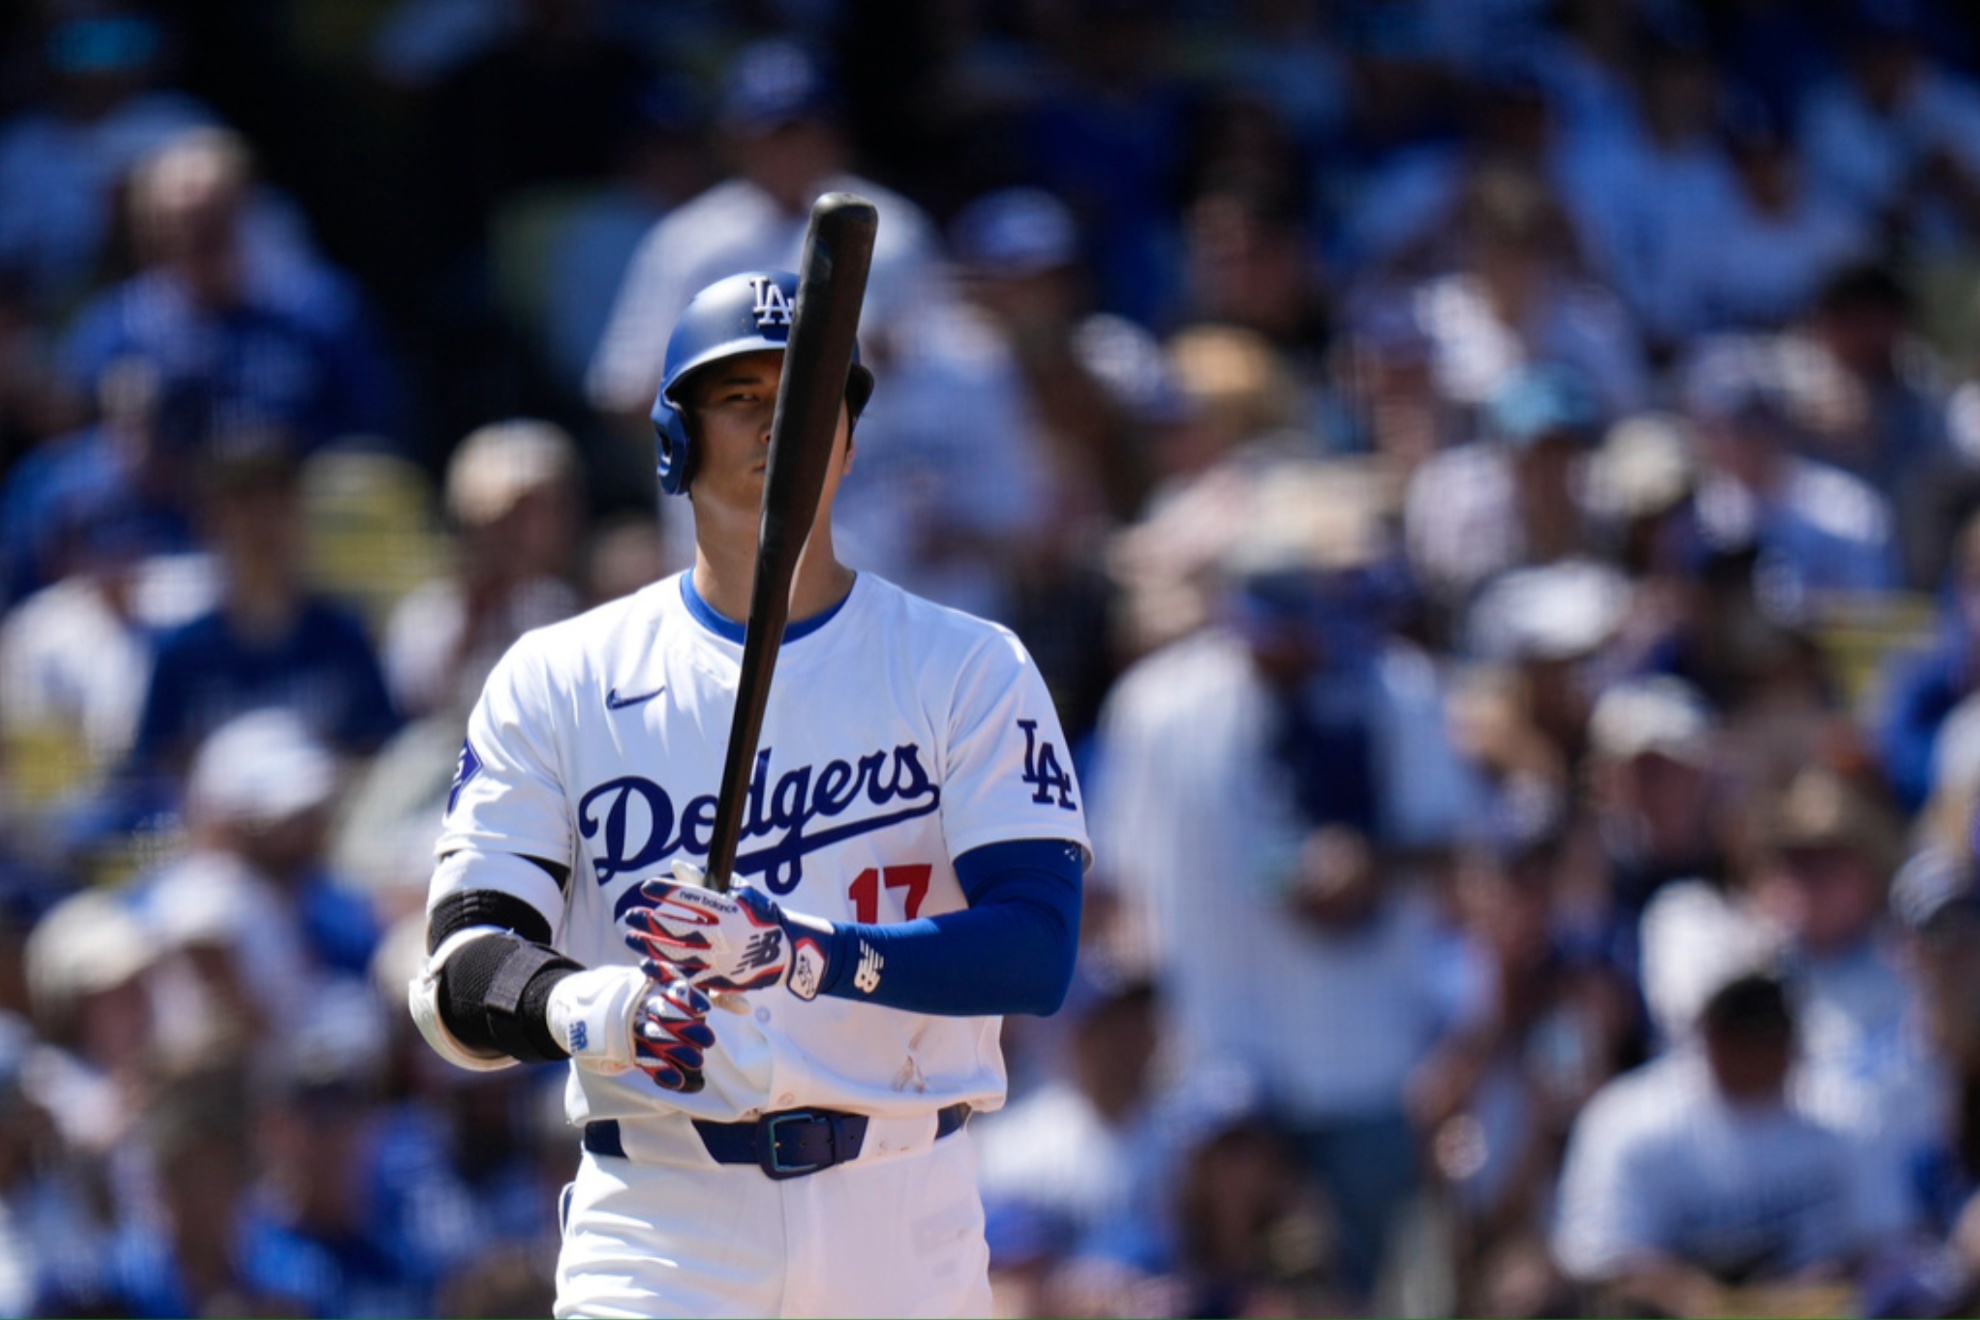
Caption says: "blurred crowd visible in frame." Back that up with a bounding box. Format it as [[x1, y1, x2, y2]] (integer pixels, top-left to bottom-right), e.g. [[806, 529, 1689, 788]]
[[6, 0, 1980, 1316]]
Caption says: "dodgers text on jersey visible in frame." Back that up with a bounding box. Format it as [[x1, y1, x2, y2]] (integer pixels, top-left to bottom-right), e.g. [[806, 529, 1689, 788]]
[[583, 741, 941, 914]]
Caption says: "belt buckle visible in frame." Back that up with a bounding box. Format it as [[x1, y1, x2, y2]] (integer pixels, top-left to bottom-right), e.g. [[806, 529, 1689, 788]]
[[757, 1110, 831, 1180]]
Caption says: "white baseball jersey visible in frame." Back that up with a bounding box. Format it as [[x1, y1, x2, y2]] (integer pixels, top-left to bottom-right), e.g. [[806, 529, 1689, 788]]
[[433, 569, 1091, 1128]]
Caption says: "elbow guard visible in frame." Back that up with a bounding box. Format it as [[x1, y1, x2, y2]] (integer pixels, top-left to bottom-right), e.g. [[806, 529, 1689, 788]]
[[410, 927, 581, 1068], [409, 927, 517, 1071]]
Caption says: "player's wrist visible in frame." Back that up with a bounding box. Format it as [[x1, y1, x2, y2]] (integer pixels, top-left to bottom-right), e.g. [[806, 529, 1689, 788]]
[[546, 965, 651, 1074], [781, 909, 842, 1001]]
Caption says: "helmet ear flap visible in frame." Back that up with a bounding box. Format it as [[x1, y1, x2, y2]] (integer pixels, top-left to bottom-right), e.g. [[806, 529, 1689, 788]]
[[654, 399, 697, 496]]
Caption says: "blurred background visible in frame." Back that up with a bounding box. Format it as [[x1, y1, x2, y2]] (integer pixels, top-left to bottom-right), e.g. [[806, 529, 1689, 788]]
[[5, 0, 1980, 1315]]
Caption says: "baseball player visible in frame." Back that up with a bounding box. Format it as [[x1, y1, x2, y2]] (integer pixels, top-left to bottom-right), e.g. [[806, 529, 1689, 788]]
[[408, 269, 1090, 1318]]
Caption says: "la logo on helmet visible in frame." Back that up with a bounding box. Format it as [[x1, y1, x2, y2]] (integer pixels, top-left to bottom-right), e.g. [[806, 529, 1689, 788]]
[[749, 276, 794, 331]]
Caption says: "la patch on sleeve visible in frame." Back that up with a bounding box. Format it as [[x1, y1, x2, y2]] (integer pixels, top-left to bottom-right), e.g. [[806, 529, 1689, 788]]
[[1017, 719, 1077, 810]]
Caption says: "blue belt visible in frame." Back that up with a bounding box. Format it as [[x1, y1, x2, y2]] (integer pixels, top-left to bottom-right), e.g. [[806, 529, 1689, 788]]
[[583, 1103, 971, 1180]]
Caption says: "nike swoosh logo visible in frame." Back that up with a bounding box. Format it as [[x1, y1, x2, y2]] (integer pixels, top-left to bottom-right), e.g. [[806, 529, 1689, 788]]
[[606, 686, 665, 710]]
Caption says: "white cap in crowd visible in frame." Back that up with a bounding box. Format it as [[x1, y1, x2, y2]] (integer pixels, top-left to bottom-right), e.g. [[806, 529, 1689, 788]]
[[1588, 676, 1717, 766], [25, 888, 153, 1025], [1467, 559, 1631, 664], [187, 707, 339, 830], [444, 419, 578, 528], [1585, 412, 1699, 524]]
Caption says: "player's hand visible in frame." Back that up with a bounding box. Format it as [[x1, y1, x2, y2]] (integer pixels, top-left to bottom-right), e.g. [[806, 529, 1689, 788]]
[[630, 964, 718, 1093], [546, 963, 716, 1094], [626, 860, 834, 1001]]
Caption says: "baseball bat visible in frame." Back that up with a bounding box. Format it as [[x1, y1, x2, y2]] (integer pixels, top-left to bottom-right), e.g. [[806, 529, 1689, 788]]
[[703, 193, 879, 893]]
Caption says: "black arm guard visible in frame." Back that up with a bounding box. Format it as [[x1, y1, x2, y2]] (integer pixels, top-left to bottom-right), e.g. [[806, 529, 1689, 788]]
[[438, 933, 579, 1064]]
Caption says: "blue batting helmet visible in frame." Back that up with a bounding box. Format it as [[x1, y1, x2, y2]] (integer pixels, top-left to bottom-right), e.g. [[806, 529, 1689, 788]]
[[650, 269, 874, 496]]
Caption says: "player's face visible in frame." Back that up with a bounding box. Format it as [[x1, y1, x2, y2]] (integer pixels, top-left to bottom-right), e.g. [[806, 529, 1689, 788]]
[[688, 350, 854, 524]]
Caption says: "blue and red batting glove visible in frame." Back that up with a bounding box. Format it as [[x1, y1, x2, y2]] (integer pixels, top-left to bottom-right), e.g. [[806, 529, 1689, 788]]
[[627, 861, 836, 1000], [631, 965, 717, 1093], [547, 960, 717, 1094]]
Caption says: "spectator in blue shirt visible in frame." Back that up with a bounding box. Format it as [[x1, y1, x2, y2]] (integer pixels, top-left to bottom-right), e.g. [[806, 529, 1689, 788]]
[[1682, 336, 1901, 602], [129, 431, 398, 782], [110, 1066, 303, 1318], [0, 355, 197, 606], [236, 997, 430, 1318], [59, 126, 403, 459], [0, 4, 218, 315]]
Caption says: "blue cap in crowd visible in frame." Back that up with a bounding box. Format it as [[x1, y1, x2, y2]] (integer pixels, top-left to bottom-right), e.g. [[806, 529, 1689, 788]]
[[719, 39, 839, 136], [952, 188, 1079, 277], [1487, 363, 1602, 448], [1680, 339, 1793, 425]]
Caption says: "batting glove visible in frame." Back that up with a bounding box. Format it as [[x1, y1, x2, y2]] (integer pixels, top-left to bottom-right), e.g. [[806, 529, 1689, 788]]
[[545, 962, 716, 1094], [626, 860, 836, 1000]]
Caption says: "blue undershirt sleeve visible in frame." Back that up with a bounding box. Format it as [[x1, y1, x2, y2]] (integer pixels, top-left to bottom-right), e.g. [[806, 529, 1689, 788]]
[[813, 838, 1083, 1016]]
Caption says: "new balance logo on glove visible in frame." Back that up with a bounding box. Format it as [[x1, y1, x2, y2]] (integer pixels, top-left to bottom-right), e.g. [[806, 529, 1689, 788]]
[[739, 930, 786, 972]]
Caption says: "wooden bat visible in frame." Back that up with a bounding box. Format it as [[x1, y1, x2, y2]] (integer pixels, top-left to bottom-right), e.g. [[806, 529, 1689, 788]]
[[703, 192, 878, 892]]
